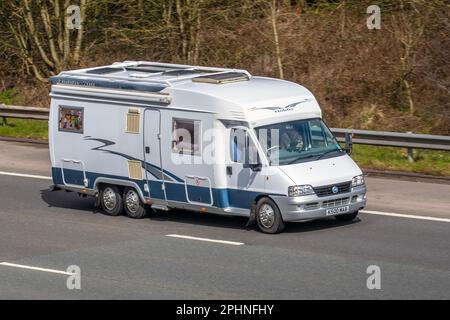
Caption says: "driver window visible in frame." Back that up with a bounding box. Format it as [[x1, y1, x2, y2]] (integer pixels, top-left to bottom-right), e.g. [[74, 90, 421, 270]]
[[230, 128, 246, 163], [230, 128, 259, 164]]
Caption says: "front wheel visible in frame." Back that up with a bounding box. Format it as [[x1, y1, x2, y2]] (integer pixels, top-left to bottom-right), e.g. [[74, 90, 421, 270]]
[[123, 187, 147, 219], [334, 211, 359, 222], [255, 197, 285, 234]]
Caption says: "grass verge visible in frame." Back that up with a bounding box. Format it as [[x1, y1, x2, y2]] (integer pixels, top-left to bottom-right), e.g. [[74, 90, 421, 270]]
[[0, 118, 48, 140], [350, 144, 450, 177]]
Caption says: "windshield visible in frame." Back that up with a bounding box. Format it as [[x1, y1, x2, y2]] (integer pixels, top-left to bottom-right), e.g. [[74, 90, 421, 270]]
[[255, 118, 344, 166]]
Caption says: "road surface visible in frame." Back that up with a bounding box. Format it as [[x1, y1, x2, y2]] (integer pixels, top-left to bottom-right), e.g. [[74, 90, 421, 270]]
[[0, 141, 449, 299]]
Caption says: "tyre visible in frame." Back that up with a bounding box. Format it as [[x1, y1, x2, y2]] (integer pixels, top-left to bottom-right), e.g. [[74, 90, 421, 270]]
[[255, 197, 285, 234], [334, 210, 359, 222], [123, 187, 147, 219], [100, 185, 123, 216]]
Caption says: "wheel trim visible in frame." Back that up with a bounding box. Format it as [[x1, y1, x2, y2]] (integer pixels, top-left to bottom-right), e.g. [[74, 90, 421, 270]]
[[259, 203, 275, 228], [102, 187, 117, 211], [125, 190, 140, 214]]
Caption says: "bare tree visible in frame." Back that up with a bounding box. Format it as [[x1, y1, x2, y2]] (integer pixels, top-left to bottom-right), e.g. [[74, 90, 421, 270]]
[[7, 0, 88, 82], [175, 0, 203, 64], [269, 0, 284, 79], [389, 0, 426, 115]]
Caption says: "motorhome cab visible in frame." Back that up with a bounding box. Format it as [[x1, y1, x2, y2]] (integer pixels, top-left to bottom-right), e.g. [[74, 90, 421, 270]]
[[49, 61, 366, 234]]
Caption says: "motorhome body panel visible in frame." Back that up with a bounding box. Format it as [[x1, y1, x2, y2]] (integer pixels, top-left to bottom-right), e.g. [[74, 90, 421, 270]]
[[49, 61, 366, 224], [49, 94, 271, 215], [50, 98, 148, 195]]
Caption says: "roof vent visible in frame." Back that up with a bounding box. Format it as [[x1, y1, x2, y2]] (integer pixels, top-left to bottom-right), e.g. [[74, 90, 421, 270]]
[[192, 72, 249, 84], [129, 72, 152, 78], [85, 67, 122, 75]]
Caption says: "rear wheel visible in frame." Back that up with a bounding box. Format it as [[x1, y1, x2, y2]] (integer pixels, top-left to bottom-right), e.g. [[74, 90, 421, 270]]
[[255, 197, 285, 234], [100, 185, 123, 216], [123, 187, 147, 219], [334, 210, 359, 222]]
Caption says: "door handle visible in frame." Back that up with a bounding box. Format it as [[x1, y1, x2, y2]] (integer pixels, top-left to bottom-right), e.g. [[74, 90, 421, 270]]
[[145, 146, 150, 154], [226, 166, 232, 175]]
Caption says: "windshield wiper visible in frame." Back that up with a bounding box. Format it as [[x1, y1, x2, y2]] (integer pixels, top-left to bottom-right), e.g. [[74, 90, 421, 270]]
[[316, 149, 343, 160], [286, 149, 343, 165], [287, 153, 320, 165]]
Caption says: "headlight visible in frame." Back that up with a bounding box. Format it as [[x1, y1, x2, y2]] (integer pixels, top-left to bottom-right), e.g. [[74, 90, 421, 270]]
[[351, 175, 365, 187], [288, 185, 315, 197]]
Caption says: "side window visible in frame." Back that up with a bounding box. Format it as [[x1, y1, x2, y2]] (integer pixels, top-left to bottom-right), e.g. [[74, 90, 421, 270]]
[[59, 106, 84, 134], [322, 122, 339, 146], [172, 118, 201, 155], [309, 119, 326, 148], [230, 128, 259, 164], [230, 128, 246, 163]]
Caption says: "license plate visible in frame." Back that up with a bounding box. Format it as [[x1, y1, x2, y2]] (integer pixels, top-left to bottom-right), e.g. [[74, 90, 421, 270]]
[[326, 206, 349, 216]]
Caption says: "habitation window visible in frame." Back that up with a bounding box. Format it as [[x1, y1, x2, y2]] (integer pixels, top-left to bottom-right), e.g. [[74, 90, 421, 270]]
[[59, 106, 84, 134], [172, 118, 201, 155], [125, 108, 140, 133]]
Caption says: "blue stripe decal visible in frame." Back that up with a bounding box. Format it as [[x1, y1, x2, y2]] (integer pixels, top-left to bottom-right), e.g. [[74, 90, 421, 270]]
[[145, 162, 184, 183], [148, 180, 165, 200], [52, 167, 146, 191], [52, 167, 285, 209], [61, 168, 84, 186], [187, 185, 212, 204], [84, 137, 184, 182]]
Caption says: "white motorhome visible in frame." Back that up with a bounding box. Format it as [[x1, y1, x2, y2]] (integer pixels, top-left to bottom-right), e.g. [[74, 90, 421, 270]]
[[49, 61, 366, 233]]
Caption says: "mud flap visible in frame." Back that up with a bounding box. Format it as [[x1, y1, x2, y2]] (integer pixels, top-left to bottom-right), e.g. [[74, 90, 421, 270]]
[[49, 184, 60, 192], [245, 203, 257, 228], [93, 191, 101, 211]]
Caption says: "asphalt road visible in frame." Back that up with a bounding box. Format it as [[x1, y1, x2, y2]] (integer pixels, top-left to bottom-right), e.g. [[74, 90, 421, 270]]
[[0, 141, 449, 299]]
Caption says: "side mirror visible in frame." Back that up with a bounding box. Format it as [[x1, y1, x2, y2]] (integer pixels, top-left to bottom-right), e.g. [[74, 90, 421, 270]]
[[249, 163, 262, 172], [345, 132, 353, 155], [250, 162, 262, 172]]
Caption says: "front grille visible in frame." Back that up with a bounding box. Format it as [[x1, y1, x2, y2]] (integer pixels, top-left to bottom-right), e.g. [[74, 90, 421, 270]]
[[304, 202, 319, 210], [322, 197, 350, 208], [313, 181, 351, 197]]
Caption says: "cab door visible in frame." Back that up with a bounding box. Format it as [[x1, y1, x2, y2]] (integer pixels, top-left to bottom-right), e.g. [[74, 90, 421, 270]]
[[225, 127, 266, 210]]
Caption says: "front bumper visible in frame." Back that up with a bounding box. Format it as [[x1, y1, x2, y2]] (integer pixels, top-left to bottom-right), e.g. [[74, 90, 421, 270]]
[[271, 185, 366, 222]]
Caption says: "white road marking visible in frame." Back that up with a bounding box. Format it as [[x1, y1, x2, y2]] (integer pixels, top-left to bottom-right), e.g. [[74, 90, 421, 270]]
[[0, 262, 71, 275], [166, 234, 244, 246], [0, 171, 52, 180], [360, 210, 450, 223]]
